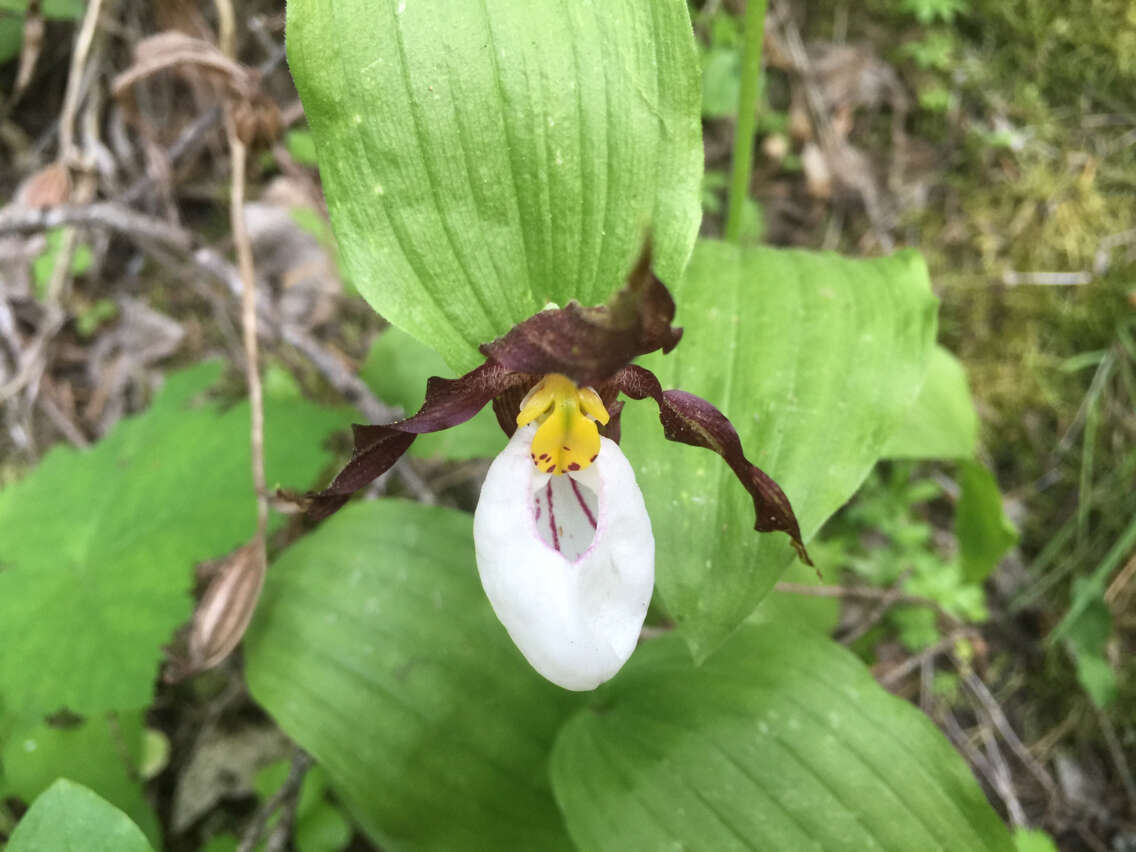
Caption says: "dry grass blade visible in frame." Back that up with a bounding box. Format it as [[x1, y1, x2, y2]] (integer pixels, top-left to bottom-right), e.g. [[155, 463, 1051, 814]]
[[225, 111, 268, 541], [11, 0, 45, 105], [960, 665, 1061, 809]]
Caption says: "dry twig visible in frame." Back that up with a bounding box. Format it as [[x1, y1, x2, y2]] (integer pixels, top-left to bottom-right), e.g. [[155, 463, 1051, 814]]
[[939, 707, 1024, 820], [225, 114, 268, 541], [117, 44, 286, 206], [773, 580, 966, 636], [878, 630, 976, 688], [4, 0, 113, 422], [0, 308, 64, 405], [979, 720, 1029, 827], [959, 665, 1061, 809]]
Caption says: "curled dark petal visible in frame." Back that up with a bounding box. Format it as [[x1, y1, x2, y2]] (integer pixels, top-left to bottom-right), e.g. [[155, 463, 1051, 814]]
[[307, 361, 531, 520], [610, 365, 812, 565], [479, 240, 683, 386], [306, 428, 416, 520], [599, 399, 625, 444]]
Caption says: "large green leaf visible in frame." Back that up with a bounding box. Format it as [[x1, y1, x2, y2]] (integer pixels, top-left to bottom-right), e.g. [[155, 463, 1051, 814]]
[[621, 240, 938, 658], [0, 712, 159, 846], [7, 779, 153, 852], [883, 344, 977, 460], [244, 500, 580, 851], [287, 0, 703, 370], [0, 362, 351, 715], [551, 625, 1014, 852]]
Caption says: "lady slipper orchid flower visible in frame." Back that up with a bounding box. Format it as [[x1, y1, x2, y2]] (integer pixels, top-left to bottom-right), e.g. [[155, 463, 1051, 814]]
[[306, 244, 810, 690]]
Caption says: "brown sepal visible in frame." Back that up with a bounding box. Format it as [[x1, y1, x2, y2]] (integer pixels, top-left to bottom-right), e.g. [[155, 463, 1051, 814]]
[[307, 361, 531, 519], [490, 375, 540, 439], [598, 399, 625, 444], [479, 240, 683, 387], [610, 365, 812, 565]]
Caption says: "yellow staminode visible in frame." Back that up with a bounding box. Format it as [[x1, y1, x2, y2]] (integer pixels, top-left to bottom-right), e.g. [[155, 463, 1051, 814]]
[[516, 374, 610, 475]]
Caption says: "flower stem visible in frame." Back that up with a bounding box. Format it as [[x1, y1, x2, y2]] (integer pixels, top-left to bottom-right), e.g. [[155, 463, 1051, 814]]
[[724, 0, 767, 244]]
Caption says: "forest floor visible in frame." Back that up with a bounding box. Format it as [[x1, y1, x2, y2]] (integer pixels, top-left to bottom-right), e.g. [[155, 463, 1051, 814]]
[[0, 0, 1133, 849]]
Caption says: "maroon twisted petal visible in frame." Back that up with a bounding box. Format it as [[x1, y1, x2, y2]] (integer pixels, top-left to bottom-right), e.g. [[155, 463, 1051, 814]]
[[306, 361, 531, 520], [609, 364, 812, 565]]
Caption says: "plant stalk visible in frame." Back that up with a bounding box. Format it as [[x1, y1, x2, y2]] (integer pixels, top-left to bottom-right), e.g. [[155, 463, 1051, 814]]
[[724, 0, 767, 244]]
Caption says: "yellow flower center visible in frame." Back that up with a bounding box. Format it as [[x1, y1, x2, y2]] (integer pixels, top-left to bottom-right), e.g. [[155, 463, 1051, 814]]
[[516, 374, 610, 475]]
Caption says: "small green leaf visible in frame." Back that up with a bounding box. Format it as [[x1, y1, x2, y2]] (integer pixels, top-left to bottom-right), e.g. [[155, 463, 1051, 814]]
[[701, 46, 742, 118], [1063, 584, 1116, 708], [360, 326, 503, 460], [7, 779, 154, 852], [0, 712, 160, 846], [201, 835, 239, 852], [0, 17, 24, 66], [287, 0, 703, 370], [1071, 650, 1117, 709], [252, 762, 353, 852], [1051, 513, 1136, 643], [284, 129, 320, 166], [32, 228, 92, 300], [892, 603, 944, 651], [1, 0, 86, 65], [0, 362, 352, 715], [245, 500, 580, 851], [1012, 828, 1059, 852], [621, 240, 938, 659], [252, 759, 292, 801], [0, 0, 85, 19], [138, 728, 170, 780], [883, 344, 977, 460], [956, 459, 1018, 584], [551, 625, 1014, 852], [295, 802, 353, 852], [75, 298, 118, 338]]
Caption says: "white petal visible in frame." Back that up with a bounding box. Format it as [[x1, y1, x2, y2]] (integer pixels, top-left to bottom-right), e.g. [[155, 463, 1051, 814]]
[[530, 472, 598, 563], [474, 423, 655, 690]]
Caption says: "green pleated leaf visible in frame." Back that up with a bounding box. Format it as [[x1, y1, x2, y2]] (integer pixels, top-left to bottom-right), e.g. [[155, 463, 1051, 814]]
[[0, 712, 159, 846], [8, 779, 153, 852], [244, 500, 580, 851], [287, 0, 703, 370], [0, 362, 351, 715], [621, 240, 938, 659], [551, 625, 1014, 852], [883, 344, 978, 460]]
